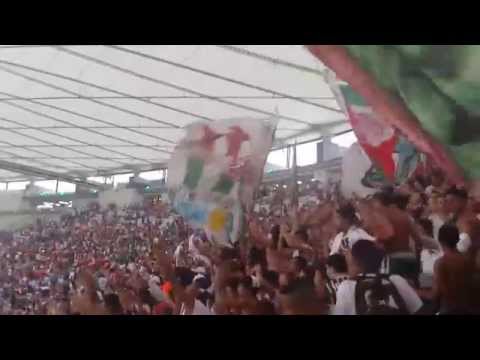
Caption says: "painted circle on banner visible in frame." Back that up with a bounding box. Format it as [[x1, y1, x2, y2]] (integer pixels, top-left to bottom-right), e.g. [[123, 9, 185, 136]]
[[208, 208, 227, 232]]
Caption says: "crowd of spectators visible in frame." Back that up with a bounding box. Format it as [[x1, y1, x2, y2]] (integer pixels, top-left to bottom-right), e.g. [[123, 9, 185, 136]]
[[1, 168, 479, 315]]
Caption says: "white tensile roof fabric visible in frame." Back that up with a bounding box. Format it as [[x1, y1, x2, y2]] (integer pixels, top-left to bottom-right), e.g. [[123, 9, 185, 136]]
[[0, 45, 348, 181]]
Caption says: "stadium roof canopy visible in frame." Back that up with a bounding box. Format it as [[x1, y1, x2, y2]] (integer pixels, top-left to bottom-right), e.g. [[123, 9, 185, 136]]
[[0, 45, 349, 183]]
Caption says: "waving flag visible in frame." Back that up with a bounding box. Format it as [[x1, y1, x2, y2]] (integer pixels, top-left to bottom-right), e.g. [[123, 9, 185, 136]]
[[331, 81, 421, 186], [307, 45, 480, 185], [168, 118, 277, 246]]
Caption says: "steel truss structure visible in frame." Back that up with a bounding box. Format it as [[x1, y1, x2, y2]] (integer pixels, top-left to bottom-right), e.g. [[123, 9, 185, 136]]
[[0, 45, 349, 184]]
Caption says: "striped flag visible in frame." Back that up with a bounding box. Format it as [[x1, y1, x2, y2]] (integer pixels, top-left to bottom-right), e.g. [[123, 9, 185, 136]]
[[307, 45, 480, 185], [168, 117, 277, 246]]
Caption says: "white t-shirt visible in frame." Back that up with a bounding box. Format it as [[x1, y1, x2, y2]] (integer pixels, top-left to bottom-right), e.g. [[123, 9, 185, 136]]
[[98, 277, 108, 292], [188, 234, 200, 257], [330, 226, 376, 255], [420, 249, 442, 275], [428, 214, 445, 244], [333, 274, 423, 315], [174, 244, 188, 266], [180, 299, 213, 315], [457, 233, 472, 253], [174, 244, 183, 258]]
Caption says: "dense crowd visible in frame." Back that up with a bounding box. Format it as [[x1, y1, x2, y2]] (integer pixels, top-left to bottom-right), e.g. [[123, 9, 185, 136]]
[[1, 168, 480, 315]]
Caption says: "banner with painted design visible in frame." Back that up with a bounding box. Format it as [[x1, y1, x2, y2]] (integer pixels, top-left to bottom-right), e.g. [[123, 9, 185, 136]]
[[330, 79, 421, 188], [168, 118, 277, 246]]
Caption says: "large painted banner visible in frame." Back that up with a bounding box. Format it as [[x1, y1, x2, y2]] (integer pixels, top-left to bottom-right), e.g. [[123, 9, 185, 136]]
[[168, 118, 277, 246]]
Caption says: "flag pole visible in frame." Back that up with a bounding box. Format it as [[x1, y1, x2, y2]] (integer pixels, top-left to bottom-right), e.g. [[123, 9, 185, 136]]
[[291, 140, 299, 210]]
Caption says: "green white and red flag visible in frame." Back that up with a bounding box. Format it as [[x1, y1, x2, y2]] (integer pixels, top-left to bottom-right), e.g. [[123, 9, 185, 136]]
[[307, 45, 480, 187]]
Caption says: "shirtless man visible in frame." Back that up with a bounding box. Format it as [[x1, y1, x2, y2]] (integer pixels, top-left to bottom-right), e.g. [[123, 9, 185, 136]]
[[363, 192, 422, 285], [433, 224, 476, 314], [370, 192, 416, 253]]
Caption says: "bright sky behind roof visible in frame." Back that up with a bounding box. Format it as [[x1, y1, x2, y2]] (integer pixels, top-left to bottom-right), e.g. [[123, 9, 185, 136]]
[[267, 131, 357, 169]]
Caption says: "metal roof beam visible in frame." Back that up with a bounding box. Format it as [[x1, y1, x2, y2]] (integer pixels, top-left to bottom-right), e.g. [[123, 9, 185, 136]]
[[0, 157, 160, 160], [0, 89, 171, 157], [0, 59, 213, 125], [0, 125, 298, 132], [0, 65, 176, 146], [0, 95, 336, 101], [216, 45, 326, 77], [273, 120, 348, 147], [55, 46, 312, 126], [0, 143, 69, 172], [95, 162, 168, 177], [0, 115, 128, 168], [0, 101, 152, 165], [108, 45, 341, 114], [0, 159, 104, 189], [0, 125, 175, 130], [0, 144, 171, 149]]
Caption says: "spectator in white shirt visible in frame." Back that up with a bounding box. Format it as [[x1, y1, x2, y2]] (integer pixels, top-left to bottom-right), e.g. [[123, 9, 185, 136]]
[[330, 204, 375, 255], [334, 240, 423, 315], [174, 240, 189, 267], [175, 267, 213, 315]]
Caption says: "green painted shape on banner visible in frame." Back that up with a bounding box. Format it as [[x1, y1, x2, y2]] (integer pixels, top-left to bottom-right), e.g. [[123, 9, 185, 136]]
[[212, 174, 235, 194], [340, 85, 368, 107], [183, 157, 204, 190]]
